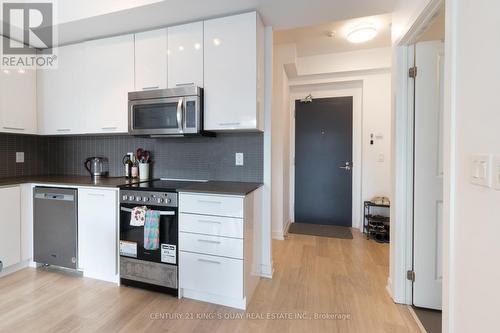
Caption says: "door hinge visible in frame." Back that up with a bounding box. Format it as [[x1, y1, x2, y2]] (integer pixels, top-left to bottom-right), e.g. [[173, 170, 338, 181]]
[[407, 270, 415, 282], [409, 66, 417, 78]]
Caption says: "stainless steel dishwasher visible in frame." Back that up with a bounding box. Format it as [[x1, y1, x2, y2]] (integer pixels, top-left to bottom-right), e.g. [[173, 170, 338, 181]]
[[34, 187, 78, 269]]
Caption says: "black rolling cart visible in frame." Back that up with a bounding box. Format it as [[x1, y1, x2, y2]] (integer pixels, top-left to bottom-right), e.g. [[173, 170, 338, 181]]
[[363, 201, 390, 243]]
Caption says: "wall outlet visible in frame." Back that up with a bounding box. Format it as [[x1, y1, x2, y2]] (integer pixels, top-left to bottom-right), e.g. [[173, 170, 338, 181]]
[[235, 153, 244, 166], [470, 155, 491, 187], [16, 152, 24, 163]]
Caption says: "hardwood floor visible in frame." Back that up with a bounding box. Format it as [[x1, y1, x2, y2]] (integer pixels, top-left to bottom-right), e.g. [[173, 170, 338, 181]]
[[0, 230, 419, 333]]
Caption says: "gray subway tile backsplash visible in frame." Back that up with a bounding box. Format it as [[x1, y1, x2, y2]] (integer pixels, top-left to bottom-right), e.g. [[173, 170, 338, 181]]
[[0, 132, 263, 183]]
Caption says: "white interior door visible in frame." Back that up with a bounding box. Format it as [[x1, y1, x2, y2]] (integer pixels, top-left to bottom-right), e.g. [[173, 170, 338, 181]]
[[413, 40, 444, 310]]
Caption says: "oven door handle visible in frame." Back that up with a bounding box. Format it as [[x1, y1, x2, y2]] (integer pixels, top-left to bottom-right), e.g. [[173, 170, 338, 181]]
[[120, 207, 176, 216]]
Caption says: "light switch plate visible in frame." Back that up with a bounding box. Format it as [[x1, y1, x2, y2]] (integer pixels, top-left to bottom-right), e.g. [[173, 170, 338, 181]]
[[16, 152, 24, 163], [492, 155, 500, 190], [235, 153, 244, 166], [470, 155, 491, 187]]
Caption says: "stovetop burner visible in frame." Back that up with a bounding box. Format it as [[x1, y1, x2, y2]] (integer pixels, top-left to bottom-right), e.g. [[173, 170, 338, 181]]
[[119, 179, 206, 192]]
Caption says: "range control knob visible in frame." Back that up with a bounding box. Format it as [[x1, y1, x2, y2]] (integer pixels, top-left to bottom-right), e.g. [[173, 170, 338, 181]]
[[157, 198, 164, 204], [166, 198, 172, 204], [129, 195, 135, 201], [143, 197, 149, 202], [136, 197, 142, 202], [122, 195, 128, 201]]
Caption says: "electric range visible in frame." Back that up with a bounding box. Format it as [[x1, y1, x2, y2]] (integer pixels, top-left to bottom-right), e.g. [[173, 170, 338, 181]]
[[118, 179, 205, 296]]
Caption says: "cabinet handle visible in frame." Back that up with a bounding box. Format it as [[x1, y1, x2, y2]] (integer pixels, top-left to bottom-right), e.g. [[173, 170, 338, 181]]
[[197, 239, 221, 245], [219, 122, 241, 126], [176, 82, 194, 87], [102, 127, 117, 131], [87, 193, 105, 197], [142, 86, 159, 90], [197, 219, 221, 225], [197, 200, 222, 205], [3, 126, 25, 131], [57, 128, 71, 132], [197, 258, 221, 265]]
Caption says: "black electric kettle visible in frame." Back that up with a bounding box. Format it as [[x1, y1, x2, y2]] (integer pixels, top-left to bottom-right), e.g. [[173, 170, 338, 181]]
[[84, 157, 109, 178]]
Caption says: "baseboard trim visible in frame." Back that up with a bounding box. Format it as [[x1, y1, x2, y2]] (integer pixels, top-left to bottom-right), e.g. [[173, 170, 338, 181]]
[[407, 305, 427, 333], [260, 263, 274, 279], [386, 277, 393, 299], [272, 230, 285, 240], [181, 288, 246, 310], [272, 220, 291, 240], [0, 260, 30, 278]]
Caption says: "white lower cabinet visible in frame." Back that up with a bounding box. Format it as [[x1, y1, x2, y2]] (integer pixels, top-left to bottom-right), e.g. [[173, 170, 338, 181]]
[[20, 184, 34, 262], [179, 190, 262, 310], [0, 186, 21, 270], [78, 188, 118, 283], [180, 251, 243, 299]]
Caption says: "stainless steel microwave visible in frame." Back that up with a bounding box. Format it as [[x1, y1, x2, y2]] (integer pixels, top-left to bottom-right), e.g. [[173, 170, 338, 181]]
[[128, 86, 205, 136]]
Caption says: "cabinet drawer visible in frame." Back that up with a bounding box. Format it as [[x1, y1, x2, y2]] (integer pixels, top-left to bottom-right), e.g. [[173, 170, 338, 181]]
[[180, 213, 243, 238], [179, 193, 243, 218], [180, 232, 243, 259], [180, 251, 243, 298]]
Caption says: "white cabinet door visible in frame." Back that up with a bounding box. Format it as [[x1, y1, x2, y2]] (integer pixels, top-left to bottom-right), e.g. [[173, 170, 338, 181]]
[[20, 184, 33, 262], [37, 43, 87, 135], [0, 39, 37, 135], [0, 186, 21, 269], [135, 29, 168, 91], [78, 188, 118, 283], [84, 35, 135, 134], [203, 12, 263, 131], [168, 22, 203, 88]]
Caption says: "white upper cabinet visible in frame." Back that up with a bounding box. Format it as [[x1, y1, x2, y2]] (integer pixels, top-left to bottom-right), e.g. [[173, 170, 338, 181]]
[[37, 43, 87, 135], [134, 28, 168, 91], [38, 35, 134, 135], [0, 36, 37, 135], [84, 35, 135, 133], [203, 12, 264, 132], [0, 67, 37, 135], [168, 22, 203, 88]]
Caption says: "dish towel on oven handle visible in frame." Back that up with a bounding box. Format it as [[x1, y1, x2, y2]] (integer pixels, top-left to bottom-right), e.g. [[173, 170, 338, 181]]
[[144, 210, 160, 250], [130, 206, 147, 227]]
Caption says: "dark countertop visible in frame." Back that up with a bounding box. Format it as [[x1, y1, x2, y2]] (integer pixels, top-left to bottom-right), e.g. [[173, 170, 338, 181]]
[[0, 175, 139, 188], [0, 176, 263, 195], [179, 181, 263, 196]]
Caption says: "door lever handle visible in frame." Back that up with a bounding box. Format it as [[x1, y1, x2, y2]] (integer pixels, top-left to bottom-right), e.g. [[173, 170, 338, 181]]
[[339, 162, 351, 171]]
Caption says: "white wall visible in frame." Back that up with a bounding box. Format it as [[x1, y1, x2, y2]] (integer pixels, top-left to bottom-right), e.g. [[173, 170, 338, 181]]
[[271, 44, 295, 239], [272, 46, 392, 238], [445, 0, 500, 331], [297, 47, 391, 75], [392, 0, 433, 43]]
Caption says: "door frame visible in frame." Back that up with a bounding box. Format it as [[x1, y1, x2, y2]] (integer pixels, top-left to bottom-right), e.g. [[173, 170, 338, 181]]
[[289, 82, 363, 230]]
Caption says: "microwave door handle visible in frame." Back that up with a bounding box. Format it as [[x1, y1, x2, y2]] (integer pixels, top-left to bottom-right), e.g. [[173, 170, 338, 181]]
[[177, 98, 183, 133]]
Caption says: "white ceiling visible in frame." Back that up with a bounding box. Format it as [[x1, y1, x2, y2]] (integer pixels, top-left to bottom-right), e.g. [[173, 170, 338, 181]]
[[274, 13, 392, 57], [0, 0, 396, 46]]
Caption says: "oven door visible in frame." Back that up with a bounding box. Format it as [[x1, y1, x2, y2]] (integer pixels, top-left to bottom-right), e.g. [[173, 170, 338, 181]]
[[119, 204, 178, 265], [129, 97, 184, 135]]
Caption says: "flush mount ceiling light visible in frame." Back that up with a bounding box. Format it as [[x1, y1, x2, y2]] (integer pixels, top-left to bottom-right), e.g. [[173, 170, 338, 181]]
[[347, 24, 377, 43]]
